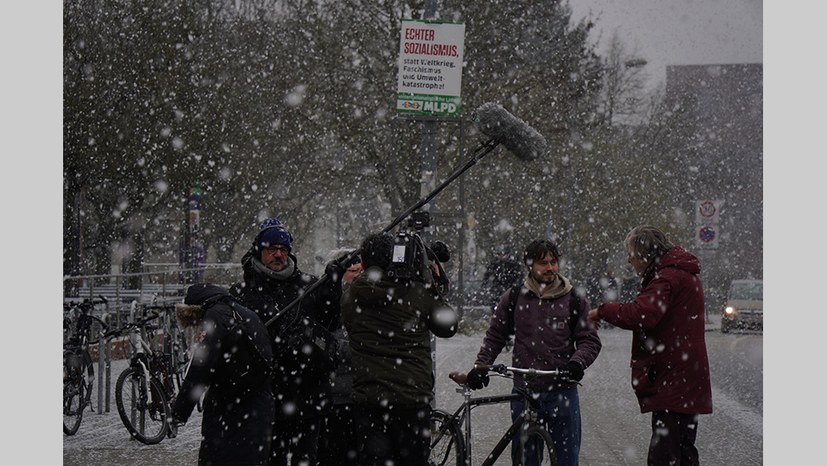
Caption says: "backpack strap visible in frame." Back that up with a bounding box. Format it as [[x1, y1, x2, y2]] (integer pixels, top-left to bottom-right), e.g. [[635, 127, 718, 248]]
[[505, 284, 521, 336], [568, 291, 582, 339], [205, 295, 274, 375]]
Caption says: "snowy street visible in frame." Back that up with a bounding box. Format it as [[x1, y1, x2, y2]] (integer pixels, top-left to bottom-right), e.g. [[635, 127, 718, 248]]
[[63, 321, 762, 465]]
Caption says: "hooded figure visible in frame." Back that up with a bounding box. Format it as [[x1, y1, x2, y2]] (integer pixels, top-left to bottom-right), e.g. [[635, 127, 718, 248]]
[[171, 284, 275, 466], [589, 225, 712, 466]]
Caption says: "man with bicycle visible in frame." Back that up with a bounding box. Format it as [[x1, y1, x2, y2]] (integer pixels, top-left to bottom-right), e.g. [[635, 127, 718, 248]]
[[466, 239, 602, 466]]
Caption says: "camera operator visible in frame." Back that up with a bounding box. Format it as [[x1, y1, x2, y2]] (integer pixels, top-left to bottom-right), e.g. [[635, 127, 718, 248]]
[[341, 231, 458, 466]]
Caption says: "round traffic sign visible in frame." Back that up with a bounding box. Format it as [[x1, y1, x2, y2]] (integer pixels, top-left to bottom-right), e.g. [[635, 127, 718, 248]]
[[698, 200, 716, 218], [698, 225, 716, 243]]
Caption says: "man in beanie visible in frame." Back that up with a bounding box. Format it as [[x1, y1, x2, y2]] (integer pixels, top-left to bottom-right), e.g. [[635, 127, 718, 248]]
[[170, 283, 275, 466], [230, 218, 342, 466]]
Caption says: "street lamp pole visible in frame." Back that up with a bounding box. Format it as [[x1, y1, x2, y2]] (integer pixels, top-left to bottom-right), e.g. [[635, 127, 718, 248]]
[[422, 0, 440, 410], [420, 0, 439, 222]]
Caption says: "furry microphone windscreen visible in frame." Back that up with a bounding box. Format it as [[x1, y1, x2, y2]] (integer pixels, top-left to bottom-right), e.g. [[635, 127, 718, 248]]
[[473, 102, 547, 161]]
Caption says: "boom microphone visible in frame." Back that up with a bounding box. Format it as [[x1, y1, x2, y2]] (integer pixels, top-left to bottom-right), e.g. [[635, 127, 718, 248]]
[[267, 104, 544, 328], [473, 102, 547, 161]]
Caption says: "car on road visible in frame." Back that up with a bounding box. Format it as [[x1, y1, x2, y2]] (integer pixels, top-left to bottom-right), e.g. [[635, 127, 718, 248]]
[[721, 279, 763, 333]]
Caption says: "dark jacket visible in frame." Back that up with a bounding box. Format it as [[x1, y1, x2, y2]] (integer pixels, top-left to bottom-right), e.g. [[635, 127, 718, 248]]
[[475, 287, 602, 391], [329, 315, 354, 405], [341, 266, 457, 407], [229, 248, 340, 419], [597, 246, 713, 415], [171, 284, 275, 466]]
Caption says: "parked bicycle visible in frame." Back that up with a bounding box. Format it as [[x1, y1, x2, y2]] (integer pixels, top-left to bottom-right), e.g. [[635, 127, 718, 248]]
[[428, 364, 578, 466], [63, 296, 110, 435], [114, 302, 190, 444]]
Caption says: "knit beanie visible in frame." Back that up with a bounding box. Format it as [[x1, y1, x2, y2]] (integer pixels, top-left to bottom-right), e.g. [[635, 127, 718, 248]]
[[259, 217, 283, 230], [256, 225, 293, 251]]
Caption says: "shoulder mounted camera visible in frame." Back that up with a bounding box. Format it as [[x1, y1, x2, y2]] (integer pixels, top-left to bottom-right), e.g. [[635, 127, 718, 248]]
[[386, 211, 450, 296]]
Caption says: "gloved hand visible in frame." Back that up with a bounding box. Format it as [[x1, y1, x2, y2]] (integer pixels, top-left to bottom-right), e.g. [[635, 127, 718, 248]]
[[325, 258, 346, 283], [466, 366, 490, 390], [564, 360, 585, 382]]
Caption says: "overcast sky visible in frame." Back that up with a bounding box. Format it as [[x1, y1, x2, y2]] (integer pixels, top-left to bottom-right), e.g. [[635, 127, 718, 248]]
[[569, 0, 763, 91]]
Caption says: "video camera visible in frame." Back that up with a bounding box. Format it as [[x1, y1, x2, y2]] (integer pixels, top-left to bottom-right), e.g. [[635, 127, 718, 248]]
[[386, 211, 450, 296]]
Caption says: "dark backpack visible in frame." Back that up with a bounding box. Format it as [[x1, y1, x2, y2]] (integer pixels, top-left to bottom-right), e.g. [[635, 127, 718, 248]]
[[202, 295, 276, 376], [503, 285, 582, 339]]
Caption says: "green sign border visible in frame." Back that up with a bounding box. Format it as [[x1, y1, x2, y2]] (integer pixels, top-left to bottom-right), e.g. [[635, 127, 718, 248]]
[[397, 93, 461, 116]]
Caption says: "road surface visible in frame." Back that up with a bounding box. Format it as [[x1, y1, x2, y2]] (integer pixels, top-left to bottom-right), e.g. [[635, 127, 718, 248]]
[[63, 323, 763, 465]]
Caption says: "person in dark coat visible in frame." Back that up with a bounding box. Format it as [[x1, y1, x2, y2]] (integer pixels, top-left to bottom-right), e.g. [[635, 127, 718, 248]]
[[588, 225, 713, 466], [229, 218, 341, 466], [317, 248, 363, 466], [170, 283, 275, 466], [341, 232, 458, 466]]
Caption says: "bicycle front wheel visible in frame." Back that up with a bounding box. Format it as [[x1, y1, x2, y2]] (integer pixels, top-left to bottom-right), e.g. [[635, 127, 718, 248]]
[[115, 366, 170, 445], [517, 423, 557, 466], [63, 366, 85, 435], [428, 409, 466, 466]]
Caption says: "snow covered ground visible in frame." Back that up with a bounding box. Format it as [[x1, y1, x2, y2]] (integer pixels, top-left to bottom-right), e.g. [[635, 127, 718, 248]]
[[60, 314, 765, 466]]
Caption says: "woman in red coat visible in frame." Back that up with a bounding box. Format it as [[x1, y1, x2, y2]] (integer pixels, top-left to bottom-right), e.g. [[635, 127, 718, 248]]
[[587, 225, 712, 466]]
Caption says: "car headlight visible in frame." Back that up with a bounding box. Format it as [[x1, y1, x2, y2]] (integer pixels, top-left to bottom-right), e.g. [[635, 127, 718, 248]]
[[724, 306, 736, 316]]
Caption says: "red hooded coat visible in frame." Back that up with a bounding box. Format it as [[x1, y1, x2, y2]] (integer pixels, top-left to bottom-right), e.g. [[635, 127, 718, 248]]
[[597, 247, 713, 414]]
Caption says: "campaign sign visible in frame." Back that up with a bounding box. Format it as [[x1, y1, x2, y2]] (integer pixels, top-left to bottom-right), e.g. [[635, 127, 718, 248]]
[[397, 19, 465, 116]]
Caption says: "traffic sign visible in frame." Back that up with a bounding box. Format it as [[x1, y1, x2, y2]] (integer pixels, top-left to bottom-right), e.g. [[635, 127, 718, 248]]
[[695, 224, 720, 248], [695, 199, 724, 224]]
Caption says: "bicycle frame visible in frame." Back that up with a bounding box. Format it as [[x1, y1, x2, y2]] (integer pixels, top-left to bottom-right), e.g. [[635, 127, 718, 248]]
[[433, 364, 573, 466], [63, 297, 109, 424], [125, 310, 177, 400], [126, 326, 154, 383], [115, 302, 189, 443], [437, 384, 541, 466]]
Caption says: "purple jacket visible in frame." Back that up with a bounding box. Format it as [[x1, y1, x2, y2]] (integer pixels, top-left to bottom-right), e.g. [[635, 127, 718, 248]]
[[475, 289, 601, 391], [597, 247, 713, 415]]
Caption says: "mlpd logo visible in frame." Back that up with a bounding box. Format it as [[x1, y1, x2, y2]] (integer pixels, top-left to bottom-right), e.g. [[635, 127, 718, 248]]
[[402, 101, 422, 110]]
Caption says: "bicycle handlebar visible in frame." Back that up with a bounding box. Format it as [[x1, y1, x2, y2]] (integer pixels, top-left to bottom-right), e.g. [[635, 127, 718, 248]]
[[483, 364, 568, 377], [64, 295, 109, 312], [448, 364, 578, 387], [102, 312, 162, 339]]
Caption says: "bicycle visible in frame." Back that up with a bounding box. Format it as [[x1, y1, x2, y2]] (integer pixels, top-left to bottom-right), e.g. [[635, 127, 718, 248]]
[[428, 364, 578, 466], [63, 296, 110, 435], [114, 302, 190, 444]]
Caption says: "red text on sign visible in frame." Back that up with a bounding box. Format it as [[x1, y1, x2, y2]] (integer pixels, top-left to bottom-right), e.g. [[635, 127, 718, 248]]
[[405, 28, 435, 41]]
